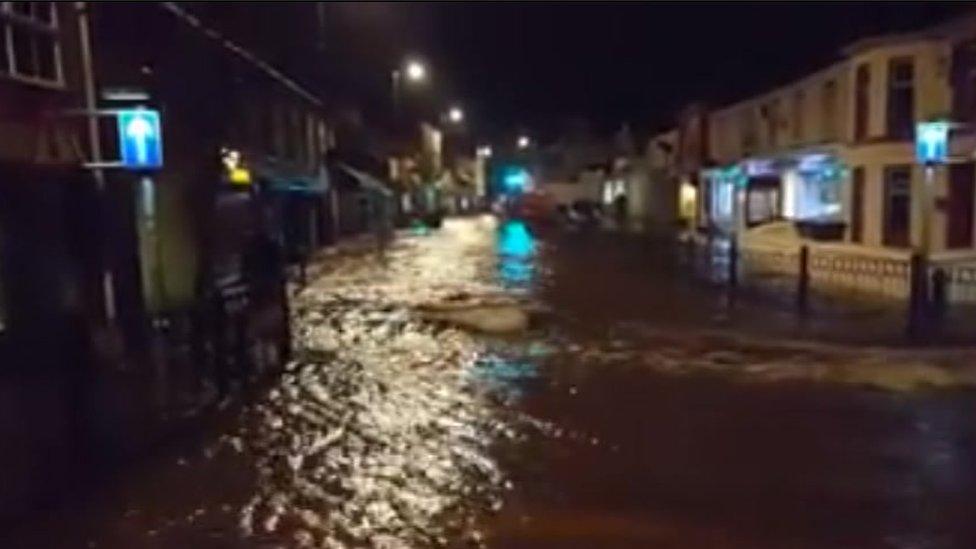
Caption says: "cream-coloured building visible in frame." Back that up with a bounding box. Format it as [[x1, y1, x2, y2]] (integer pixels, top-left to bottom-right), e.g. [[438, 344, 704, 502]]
[[700, 13, 976, 255]]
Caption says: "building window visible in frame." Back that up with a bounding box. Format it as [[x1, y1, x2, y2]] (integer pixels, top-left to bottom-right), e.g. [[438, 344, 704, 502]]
[[821, 79, 837, 141], [305, 113, 316, 167], [740, 108, 758, 153], [887, 57, 915, 139], [850, 166, 864, 243], [791, 90, 804, 142], [272, 103, 286, 157], [883, 165, 912, 247], [316, 120, 329, 156], [762, 99, 779, 149], [854, 63, 870, 141], [0, 2, 62, 86]]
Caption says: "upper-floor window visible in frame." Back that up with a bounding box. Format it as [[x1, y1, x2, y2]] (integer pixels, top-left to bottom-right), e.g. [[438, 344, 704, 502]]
[[887, 57, 915, 139], [762, 99, 780, 148], [821, 79, 838, 141], [740, 107, 758, 153], [854, 63, 870, 141], [791, 90, 804, 142], [951, 40, 976, 124], [0, 2, 62, 87]]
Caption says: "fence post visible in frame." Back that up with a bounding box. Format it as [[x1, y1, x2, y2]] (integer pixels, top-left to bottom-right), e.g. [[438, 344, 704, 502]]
[[728, 237, 738, 288], [797, 245, 809, 314], [907, 253, 929, 337]]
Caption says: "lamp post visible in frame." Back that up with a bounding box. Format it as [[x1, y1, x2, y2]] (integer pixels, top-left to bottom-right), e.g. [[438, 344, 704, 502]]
[[517, 135, 530, 149], [910, 119, 950, 333]]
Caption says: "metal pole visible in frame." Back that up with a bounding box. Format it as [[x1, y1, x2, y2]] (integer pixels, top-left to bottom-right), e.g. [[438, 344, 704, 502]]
[[75, 1, 116, 321], [920, 164, 935, 258], [908, 163, 936, 335], [391, 69, 401, 123], [797, 244, 809, 314]]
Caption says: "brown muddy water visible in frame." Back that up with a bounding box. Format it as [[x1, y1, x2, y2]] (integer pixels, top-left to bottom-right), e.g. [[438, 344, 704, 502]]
[[6, 216, 976, 549]]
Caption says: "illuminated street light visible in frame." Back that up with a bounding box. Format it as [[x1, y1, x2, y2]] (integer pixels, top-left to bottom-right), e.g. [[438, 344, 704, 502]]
[[477, 145, 492, 158], [392, 58, 428, 118], [517, 135, 530, 149], [405, 60, 426, 82], [448, 106, 464, 124]]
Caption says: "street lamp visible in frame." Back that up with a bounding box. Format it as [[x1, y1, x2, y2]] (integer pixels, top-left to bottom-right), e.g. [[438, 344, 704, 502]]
[[477, 145, 492, 158], [391, 58, 428, 120], [405, 60, 426, 82], [517, 135, 530, 149], [448, 106, 464, 124]]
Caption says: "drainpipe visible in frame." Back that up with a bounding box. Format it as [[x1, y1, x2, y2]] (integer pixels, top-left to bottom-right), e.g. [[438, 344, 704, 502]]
[[75, 1, 116, 321]]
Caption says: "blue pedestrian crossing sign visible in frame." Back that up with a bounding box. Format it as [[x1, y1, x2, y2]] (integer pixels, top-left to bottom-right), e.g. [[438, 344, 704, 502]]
[[117, 109, 162, 170]]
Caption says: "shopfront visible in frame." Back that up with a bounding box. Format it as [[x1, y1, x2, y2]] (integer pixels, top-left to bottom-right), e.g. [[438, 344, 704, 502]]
[[781, 154, 845, 222]]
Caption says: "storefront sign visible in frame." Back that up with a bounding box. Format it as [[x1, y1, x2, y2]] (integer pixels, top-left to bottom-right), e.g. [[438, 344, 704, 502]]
[[117, 109, 163, 170]]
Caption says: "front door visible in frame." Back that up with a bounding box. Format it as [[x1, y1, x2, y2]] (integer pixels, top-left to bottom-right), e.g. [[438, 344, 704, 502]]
[[947, 162, 975, 248], [883, 166, 912, 248]]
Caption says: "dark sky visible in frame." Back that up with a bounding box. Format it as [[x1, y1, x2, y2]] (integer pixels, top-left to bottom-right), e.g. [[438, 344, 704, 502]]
[[198, 2, 974, 145]]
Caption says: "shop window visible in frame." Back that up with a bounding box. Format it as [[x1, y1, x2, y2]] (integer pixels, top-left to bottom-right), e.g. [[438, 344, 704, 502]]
[[0, 2, 62, 86], [854, 63, 870, 141], [887, 57, 915, 139], [746, 181, 781, 226]]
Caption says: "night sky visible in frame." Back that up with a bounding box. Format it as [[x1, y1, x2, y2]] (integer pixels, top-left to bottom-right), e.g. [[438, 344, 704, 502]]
[[197, 2, 973, 144]]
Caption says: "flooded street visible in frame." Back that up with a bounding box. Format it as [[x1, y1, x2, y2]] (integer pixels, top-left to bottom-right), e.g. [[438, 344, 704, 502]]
[[9, 216, 976, 548]]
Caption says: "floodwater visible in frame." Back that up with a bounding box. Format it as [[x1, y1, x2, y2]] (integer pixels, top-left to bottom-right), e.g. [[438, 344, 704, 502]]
[[7, 216, 976, 548]]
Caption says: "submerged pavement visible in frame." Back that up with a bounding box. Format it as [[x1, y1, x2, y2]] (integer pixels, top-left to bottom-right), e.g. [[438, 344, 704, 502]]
[[7, 216, 976, 548]]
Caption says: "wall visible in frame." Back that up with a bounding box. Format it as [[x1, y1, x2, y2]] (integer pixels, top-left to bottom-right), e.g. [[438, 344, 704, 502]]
[[708, 61, 851, 165]]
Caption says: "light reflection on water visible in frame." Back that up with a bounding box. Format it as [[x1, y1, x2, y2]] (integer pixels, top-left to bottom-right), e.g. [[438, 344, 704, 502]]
[[470, 355, 540, 403], [224, 218, 543, 548], [496, 219, 537, 289]]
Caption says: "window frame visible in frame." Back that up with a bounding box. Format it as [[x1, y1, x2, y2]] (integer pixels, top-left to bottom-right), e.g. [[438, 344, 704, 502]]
[[854, 63, 870, 141], [886, 56, 915, 140], [0, 1, 64, 89]]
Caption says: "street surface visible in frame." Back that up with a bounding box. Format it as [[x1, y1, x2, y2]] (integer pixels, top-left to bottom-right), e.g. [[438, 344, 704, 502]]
[[7, 216, 976, 548]]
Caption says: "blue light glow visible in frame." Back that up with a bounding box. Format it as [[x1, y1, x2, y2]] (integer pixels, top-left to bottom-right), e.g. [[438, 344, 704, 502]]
[[497, 220, 536, 287], [502, 166, 529, 192], [916, 121, 949, 164], [498, 220, 534, 257], [117, 109, 163, 170]]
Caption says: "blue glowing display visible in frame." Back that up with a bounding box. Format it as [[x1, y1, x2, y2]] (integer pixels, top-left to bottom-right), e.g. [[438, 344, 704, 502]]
[[502, 166, 529, 192], [117, 109, 163, 170], [916, 121, 948, 165]]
